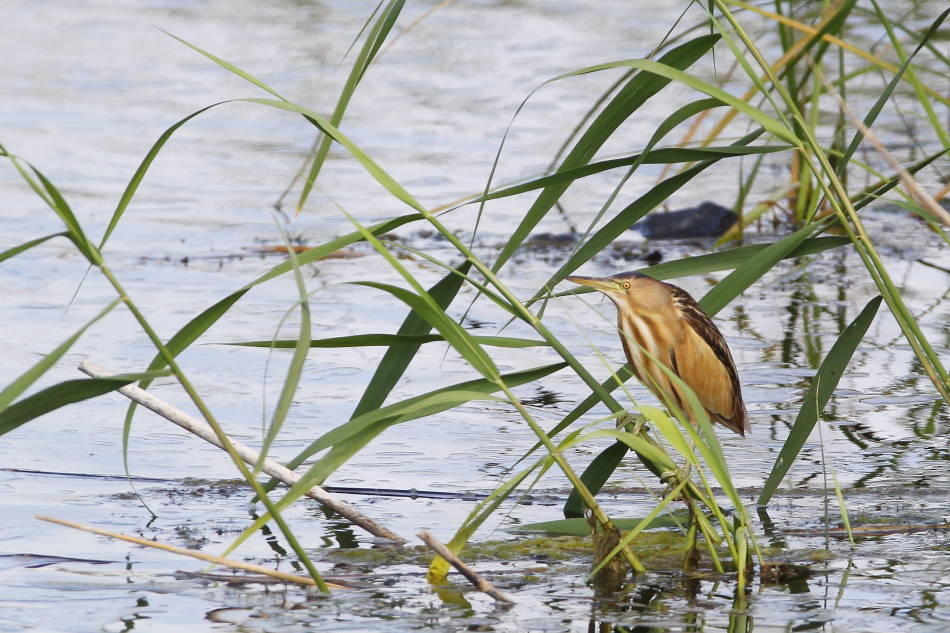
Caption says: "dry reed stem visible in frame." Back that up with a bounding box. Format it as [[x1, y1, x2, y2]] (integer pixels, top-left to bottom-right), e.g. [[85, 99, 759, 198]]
[[36, 514, 344, 589], [78, 359, 408, 545], [417, 529, 515, 604], [813, 60, 950, 227]]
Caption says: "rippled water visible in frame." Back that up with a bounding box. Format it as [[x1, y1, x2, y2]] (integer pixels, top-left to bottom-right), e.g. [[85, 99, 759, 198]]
[[3, 0, 950, 631]]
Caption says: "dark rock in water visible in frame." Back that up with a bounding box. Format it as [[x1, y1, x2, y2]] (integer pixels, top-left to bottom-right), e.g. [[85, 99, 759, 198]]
[[632, 201, 737, 239]]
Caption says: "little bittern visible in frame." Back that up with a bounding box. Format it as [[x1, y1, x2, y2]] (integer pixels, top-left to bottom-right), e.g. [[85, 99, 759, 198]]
[[567, 271, 749, 436]]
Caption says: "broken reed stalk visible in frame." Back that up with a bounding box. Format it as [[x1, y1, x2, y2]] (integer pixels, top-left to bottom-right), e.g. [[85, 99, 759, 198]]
[[417, 529, 515, 604], [78, 359, 408, 545], [36, 514, 344, 588]]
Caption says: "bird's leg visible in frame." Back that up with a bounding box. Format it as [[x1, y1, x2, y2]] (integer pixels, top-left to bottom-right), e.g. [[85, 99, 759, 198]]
[[661, 432, 696, 498], [662, 436, 703, 572], [658, 464, 701, 572], [682, 497, 701, 573]]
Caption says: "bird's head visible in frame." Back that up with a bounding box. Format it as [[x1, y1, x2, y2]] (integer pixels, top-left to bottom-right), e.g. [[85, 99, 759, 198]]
[[565, 272, 671, 313]]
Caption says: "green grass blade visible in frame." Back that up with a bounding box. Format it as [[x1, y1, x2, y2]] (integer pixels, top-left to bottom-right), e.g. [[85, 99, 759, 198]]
[[31, 170, 100, 265], [354, 280, 497, 379], [430, 457, 549, 578], [162, 32, 288, 100], [255, 259, 497, 499], [100, 91, 422, 252], [0, 372, 170, 435], [618, 59, 799, 145], [339, 205, 501, 382], [491, 34, 720, 273], [123, 215, 422, 466], [886, 198, 949, 225], [352, 261, 471, 418], [758, 295, 883, 506], [254, 219, 313, 474], [852, 149, 949, 212], [479, 144, 788, 203], [137, 214, 419, 383], [289, 391, 506, 485], [298, 0, 407, 213], [590, 478, 690, 579], [100, 102, 225, 250], [545, 130, 766, 292], [571, 428, 678, 471], [220, 363, 565, 558], [839, 6, 950, 171], [698, 219, 823, 317], [289, 363, 567, 469], [0, 232, 70, 264], [0, 299, 120, 412], [562, 441, 630, 518], [644, 236, 848, 282], [248, 98, 427, 214]]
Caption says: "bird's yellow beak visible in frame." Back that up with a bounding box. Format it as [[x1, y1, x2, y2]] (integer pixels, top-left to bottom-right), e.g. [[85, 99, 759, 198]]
[[565, 275, 618, 294]]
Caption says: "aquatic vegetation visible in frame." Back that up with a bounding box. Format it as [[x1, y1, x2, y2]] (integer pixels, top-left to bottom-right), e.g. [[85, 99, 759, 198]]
[[1, 0, 949, 603]]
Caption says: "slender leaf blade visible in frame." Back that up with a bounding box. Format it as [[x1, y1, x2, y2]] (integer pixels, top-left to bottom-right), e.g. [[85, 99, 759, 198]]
[[758, 296, 883, 506], [353, 261, 471, 418], [0, 372, 170, 435], [0, 232, 70, 264], [0, 299, 120, 411], [491, 34, 721, 273]]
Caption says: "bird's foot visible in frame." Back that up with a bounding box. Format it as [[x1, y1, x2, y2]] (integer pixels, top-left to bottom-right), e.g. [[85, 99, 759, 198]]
[[659, 463, 692, 497], [617, 413, 649, 436]]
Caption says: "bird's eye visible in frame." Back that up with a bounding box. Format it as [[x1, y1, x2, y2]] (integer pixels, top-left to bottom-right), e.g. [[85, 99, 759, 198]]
[[621, 282, 630, 290]]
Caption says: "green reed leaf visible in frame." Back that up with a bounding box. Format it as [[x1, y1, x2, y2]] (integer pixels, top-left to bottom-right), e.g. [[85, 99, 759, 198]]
[[292, 363, 566, 467], [480, 144, 788, 202], [840, 5, 950, 170], [562, 441, 630, 519], [0, 299, 121, 413], [353, 280, 498, 379], [698, 220, 823, 317], [491, 34, 720, 273], [430, 456, 549, 578], [221, 363, 566, 559], [0, 232, 70, 264], [351, 261, 471, 418], [0, 372, 169, 435], [254, 220, 313, 474], [298, 0, 407, 213], [758, 295, 883, 506], [545, 129, 766, 294]]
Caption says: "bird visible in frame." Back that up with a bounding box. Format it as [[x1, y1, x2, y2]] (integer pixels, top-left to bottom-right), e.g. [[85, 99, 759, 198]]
[[566, 271, 749, 437]]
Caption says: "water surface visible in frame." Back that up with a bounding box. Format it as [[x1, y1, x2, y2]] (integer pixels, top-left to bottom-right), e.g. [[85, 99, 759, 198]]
[[2, 0, 950, 631]]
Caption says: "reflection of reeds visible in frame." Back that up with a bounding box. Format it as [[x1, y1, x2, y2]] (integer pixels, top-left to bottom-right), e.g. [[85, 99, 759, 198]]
[[2, 0, 950, 591]]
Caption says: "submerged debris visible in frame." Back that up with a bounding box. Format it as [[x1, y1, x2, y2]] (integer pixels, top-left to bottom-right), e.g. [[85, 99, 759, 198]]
[[632, 201, 737, 239]]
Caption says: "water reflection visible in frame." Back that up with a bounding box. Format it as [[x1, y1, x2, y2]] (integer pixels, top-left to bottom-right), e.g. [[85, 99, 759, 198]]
[[584, 575, 760, 633]]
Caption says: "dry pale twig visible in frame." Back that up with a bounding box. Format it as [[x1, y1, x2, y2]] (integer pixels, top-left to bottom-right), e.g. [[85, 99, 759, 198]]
[[417, 529, 514, 604], [78, 359, 408, 545], [36, 514, 344, 589], [812, 58, 950, 228]]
